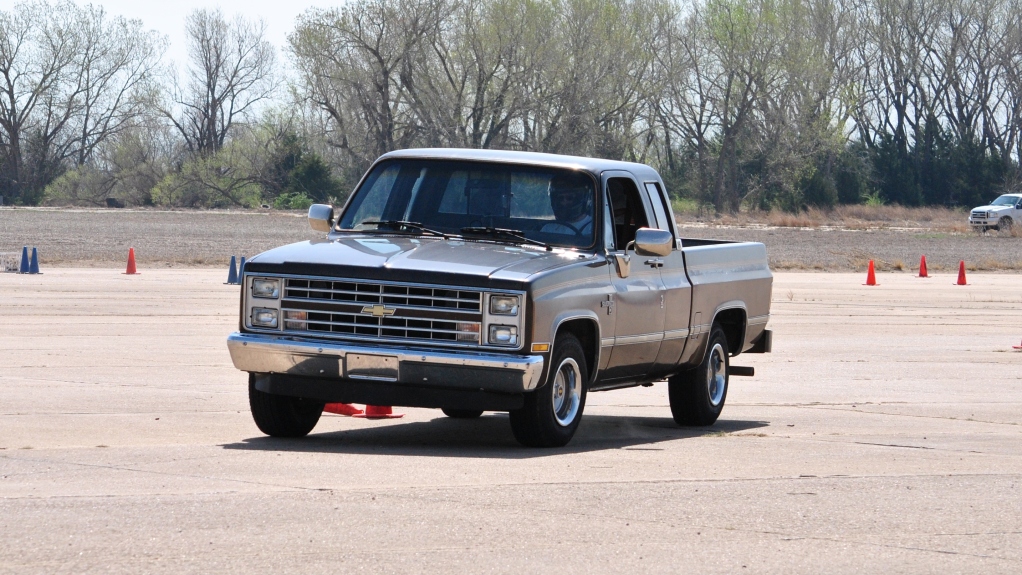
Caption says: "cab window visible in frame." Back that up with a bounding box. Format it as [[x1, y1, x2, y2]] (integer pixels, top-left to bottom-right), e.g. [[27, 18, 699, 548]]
[[606, 177, 650, 250]]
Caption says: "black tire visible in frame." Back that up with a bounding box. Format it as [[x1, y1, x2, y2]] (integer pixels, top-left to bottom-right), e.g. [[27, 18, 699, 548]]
[[999, 217, 1013, 232], [669, 324, 730, 426], [441, 408, 484, 419], [509, 333, 588, 447], [248, 374, 324, 437]]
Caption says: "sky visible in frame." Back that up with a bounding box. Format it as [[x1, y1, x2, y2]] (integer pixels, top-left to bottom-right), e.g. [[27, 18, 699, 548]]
[[84, 1, 339, 70]]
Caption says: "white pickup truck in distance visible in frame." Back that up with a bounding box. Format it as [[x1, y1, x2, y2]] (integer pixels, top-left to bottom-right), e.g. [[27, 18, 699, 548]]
[[969, 193, 1022, 231], [227, 149, 773, 447]]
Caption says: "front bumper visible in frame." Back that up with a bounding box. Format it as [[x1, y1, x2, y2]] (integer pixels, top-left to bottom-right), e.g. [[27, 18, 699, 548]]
[[227, 332, 545, 394]]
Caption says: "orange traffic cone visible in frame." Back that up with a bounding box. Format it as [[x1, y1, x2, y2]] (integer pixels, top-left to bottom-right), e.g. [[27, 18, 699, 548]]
[[353, 405, 404, 419], [863, 260, 878, 285], [123, 248, 140, 275], [918, 255, 929, 278], [955, 260, 968, 285], [324, 403, 364, 416]]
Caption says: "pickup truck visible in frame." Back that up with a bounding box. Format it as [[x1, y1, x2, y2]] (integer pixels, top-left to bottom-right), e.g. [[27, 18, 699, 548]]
[[227, 149, 773, 447], [969, 193, 1022, 231]]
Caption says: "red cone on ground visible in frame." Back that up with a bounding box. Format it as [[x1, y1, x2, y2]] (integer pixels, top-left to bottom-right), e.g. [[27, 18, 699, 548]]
[[918, 255, 929, 278], [1013, 340, 1022, 350], [956, 260, 968, 285], [123, 247, 140, 275], [863, 260, 878, 286], [353, 405, 404, 419], [324, 403, 364, 416]]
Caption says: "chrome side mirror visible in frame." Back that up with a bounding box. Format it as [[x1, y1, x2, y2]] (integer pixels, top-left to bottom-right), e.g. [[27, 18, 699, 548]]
[[308, 204, 334, 233], [633, 227, 674, 256]]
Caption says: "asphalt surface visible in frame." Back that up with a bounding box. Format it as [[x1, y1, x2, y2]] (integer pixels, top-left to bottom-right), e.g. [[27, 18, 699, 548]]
[[1, 269, 1020, 573]]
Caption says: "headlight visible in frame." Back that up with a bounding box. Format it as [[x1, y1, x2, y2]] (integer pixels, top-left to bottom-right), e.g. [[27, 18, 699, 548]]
[[252, 278, 280, 299], [489, 295, 519, 315], [251, 307, 278, 328], [457, 322, 480, 343], [488, 325, 518, 346]]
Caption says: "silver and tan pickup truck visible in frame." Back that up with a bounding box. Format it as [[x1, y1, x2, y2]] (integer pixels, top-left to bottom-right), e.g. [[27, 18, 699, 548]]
[[227, 149, 772, 447]]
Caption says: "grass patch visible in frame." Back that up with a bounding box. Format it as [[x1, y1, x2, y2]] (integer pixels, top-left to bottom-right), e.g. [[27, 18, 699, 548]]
[[676, 204, 971, 231]]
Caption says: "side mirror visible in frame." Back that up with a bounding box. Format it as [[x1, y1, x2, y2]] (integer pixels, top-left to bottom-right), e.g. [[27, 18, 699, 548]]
[[308, 204, 334, 233], [633, 227, 674, 256]]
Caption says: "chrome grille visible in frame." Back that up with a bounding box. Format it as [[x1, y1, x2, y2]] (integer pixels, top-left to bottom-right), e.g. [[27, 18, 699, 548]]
[[280, 277, 483, 346]]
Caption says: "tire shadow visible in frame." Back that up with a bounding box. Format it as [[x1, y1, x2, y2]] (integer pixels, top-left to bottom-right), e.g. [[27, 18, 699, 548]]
[[220, 414, 769, 459]]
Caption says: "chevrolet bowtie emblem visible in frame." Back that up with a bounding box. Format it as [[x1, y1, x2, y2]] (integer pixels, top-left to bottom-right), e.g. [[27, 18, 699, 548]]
[[362, 304, 397, 317]]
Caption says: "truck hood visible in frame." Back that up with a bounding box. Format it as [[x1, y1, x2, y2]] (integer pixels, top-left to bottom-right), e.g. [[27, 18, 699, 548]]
[[974, 205, 1012, 213], [244, 235, 591, 286]]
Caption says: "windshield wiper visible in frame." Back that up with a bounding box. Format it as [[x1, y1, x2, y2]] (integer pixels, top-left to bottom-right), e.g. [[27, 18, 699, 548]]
[[360, 220, 452, 238], [460, 226, 551, 250]]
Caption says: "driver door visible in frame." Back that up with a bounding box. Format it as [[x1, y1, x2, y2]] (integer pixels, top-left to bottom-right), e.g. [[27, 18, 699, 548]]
[[598, 171, 667, 382]]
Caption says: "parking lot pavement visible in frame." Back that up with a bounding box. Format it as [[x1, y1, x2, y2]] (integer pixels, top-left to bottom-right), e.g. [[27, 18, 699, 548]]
[[1, 269, 1020, 573]]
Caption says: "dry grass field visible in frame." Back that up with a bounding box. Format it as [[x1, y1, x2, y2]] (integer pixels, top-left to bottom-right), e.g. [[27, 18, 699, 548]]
[[2, 205, 1020, 272]]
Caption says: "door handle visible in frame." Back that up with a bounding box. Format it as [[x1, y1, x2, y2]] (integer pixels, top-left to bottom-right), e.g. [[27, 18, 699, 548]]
[[644, 258, 664, 268]]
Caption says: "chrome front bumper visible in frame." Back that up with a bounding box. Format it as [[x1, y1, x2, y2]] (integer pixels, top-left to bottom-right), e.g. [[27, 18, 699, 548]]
[[227, 332, 545, 394]]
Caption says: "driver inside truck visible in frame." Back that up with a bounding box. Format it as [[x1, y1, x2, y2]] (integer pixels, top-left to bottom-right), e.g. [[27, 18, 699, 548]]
[[542, 173, 593, 237]]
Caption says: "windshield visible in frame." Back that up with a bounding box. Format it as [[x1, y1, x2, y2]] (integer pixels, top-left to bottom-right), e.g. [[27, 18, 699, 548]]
[[338, 159, 597, 248], [990, 195, 1019, 206]]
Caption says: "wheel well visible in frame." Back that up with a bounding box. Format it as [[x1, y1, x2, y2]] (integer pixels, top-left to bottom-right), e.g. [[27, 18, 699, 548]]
[[556, 318, 598, 380], [713, 308, 746, 356]]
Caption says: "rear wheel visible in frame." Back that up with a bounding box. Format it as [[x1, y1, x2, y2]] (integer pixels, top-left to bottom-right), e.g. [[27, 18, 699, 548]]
[[669, 325, 730, 426], [441, 408, 483, 419], [509, 333, 587, 447], [248, 374, 324, 437]]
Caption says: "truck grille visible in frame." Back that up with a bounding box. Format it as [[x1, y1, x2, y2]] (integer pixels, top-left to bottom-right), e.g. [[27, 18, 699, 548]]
[[279, 277, 484, 346], [971, 210, 987, 219]]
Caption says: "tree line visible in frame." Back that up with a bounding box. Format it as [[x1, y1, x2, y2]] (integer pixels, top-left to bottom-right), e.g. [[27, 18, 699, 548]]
[[3, 0, 1022, 212]]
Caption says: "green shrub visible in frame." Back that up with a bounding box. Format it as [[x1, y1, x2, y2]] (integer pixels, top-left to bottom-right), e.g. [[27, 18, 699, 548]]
[[273, 191, 314, 210]]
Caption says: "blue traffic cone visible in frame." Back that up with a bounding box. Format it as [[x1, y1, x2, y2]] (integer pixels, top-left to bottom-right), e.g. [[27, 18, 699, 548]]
[[29, 247, 39, 274], [239, 256, 246, 275], [225, 255, 238, 285], [18, 246, 29, 273]]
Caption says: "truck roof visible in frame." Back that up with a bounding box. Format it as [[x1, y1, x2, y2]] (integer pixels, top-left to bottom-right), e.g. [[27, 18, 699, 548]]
[[379, 148, 662, 180]]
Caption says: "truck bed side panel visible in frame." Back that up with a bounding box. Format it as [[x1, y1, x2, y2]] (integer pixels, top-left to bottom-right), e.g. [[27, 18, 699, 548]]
[[678, 241, 773, 365]]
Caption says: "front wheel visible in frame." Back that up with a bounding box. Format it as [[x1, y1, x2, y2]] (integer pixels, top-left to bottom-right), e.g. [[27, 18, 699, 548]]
[[669, 325, 730, 426], [509, 333, 588, 447], [999, 216, 1013, 232], [248, 374, 324, 437]]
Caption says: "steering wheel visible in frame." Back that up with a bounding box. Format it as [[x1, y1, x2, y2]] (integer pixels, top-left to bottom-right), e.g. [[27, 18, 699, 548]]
[[557, 221, 582, 237]]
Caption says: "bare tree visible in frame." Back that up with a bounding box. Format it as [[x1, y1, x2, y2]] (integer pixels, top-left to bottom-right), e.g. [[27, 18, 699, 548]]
[[165, 9, 275, 156], [291, 0, 443, 168], [0, 1, 163, 204], [0, 1, 79, 203], [402, 0, 541, 149]]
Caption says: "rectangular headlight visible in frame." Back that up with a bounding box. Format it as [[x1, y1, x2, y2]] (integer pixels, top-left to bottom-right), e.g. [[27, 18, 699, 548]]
[[251, 307, 278, 328], [489, 295, 519, 316], [488, 325, 518, 346], [252, 278, 280, 299]]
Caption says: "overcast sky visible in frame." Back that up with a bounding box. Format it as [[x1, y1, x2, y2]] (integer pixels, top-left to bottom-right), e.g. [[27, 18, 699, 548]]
[[85, 1, 339, 69]]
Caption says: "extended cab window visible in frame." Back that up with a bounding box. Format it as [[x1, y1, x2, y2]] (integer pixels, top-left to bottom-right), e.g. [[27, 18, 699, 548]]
[[339, 159, 598, 249], [645, 182, 678, 246]]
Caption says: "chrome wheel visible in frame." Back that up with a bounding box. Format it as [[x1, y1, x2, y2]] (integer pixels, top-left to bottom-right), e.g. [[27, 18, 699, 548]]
[[706, 342, 727, 407], [551, 357, 582, 427]]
